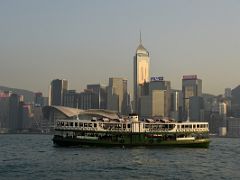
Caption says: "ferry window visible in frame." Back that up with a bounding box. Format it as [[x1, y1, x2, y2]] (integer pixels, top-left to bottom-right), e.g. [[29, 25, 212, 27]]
[[193, 125, 196, 128], [177, 125, 180, 129], [94, 123, 97, 128], [197, 124, 199, 128], [88, 123, 92, 127], [84, 123, 88, 127], [70, 122, 73, 126], [75, 122, 78, 127], [181, 125, 184, 128], [127, 124, 131, 128], [79, 123, 83, 127], [123, 124, 126, 128]]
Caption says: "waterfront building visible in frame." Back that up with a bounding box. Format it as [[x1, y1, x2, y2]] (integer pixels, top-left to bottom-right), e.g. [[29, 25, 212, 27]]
[[170, 90, 183, 121], [107, 78, 129, 115], [35, 92, 44, 107], [9, 93, 22, 130], [87, 84, 107, 109], [150, 78, 171, 117], [182, 75, 202, 120], [231, 85, 240, 117], [224, 88, 232, 99], [21, 104, 33, 129], [32, 106, 44, 132], [227, 117, 240, 137], [0, 92, 28, 131], [219, 102, 227, 115], [140, 90, 167, 118], [139, 77, 171, 118], [78, 89, 98, 110], [63, 84, 108, 110], [208, 113, 220, 134], [133, 36, 150, 113], [0, 91, 11, 128], [63, 90, 77, 108], [49, 79, 68, 106]]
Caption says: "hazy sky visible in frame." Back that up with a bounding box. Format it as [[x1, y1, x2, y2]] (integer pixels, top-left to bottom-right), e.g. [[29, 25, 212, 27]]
[[1, 0, 240, 96]]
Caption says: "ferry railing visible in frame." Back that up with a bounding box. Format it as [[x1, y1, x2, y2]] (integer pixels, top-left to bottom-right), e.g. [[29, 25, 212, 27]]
[[55, 125, 132, 132], [55, 125, 209, 133], [175, 128, 209, 132]]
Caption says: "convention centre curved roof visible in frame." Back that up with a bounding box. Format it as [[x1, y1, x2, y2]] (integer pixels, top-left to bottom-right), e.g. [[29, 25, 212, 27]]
[[42, 106, 120, 120]]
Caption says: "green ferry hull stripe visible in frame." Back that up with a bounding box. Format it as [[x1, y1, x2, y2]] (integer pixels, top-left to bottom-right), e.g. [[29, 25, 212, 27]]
[[53, 134, 210, 148]]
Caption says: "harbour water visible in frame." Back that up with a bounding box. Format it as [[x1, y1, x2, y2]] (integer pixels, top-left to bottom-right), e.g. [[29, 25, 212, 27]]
[[0, 134, 240, 180]]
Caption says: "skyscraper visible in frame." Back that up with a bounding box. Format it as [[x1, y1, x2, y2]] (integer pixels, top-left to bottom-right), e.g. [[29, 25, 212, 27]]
[[224, 88, 232, 99], [182, 75, 202, 120], [107, 78, 128, 115], [87, 84, 107, 109], [63, 90, 77, 108], [35, 92, 44, 107], [139, 77, 171, 118], [0, 91, 11, 128], [49, 79, 68, 106], [170, 90, 183, 121], [189, 96, 204, 121], [78, 89, 99, 110], [149, 78, 171, 117], [133, 35, 150, 113], [9, 93, 21, 130], [231, 85, 240, 117]]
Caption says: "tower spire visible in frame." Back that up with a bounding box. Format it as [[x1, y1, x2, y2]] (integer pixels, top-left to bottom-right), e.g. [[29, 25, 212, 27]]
[[140, 30, 142, 44]]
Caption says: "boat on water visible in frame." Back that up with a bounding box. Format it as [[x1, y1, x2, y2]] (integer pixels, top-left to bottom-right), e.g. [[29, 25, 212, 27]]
[[52, 114, 210, 148]]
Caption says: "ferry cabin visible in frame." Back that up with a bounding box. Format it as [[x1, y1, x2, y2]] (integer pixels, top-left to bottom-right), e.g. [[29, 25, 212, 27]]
[[55, 119, 209, 133]]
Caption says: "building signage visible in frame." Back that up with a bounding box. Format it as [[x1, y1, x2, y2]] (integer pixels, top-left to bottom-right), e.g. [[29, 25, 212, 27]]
[[151, 77, 164, 81]]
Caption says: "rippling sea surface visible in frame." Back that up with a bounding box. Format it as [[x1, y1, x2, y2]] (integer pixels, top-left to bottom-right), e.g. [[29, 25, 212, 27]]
[[0, 134, 240, 180]]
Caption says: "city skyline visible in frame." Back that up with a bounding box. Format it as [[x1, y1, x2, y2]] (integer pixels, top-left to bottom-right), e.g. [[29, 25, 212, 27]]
[[1, 0, 240, 96]]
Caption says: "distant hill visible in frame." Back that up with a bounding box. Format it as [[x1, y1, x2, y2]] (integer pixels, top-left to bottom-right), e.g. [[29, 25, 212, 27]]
[[0, 85, 35, 103]]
